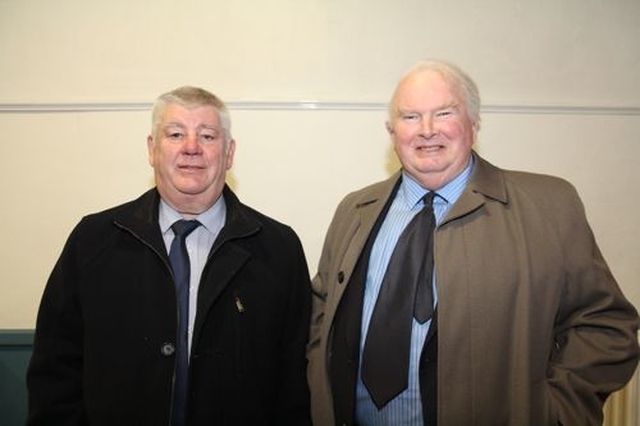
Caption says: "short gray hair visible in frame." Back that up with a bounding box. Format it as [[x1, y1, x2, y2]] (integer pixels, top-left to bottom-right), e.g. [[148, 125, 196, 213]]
[[151, 86, 232, 141]]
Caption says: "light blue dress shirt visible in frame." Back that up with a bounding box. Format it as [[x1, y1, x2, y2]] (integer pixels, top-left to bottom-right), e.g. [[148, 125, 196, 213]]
[[159, 196, 226, 354], [356, 159, 473, 426]]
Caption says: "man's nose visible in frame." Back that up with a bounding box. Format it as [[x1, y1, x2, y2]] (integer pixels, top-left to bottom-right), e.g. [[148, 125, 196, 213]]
[[420, 115, 436, 138], [183, 134, 200, 152]]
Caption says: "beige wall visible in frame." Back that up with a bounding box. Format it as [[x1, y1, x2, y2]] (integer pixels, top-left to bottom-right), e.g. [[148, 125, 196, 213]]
[[1, 0, 638, 334]]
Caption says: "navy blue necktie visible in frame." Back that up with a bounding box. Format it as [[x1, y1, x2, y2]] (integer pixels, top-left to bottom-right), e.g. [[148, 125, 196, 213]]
[[362, 191, 437, 409], [169, 219, 200, 426]]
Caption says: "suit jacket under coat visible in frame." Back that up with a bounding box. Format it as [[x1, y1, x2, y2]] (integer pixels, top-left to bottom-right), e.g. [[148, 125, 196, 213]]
[[28, 186, 312, 425], [307, 153, 639, 426]]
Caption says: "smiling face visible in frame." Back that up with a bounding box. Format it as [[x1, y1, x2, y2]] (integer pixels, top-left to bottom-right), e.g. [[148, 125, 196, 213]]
[[388, 69, 478, 190], [147, 103, 235, 216]]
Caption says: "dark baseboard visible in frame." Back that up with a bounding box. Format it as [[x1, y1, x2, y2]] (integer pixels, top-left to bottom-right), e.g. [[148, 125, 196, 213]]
[[0, 330, 34, 426]]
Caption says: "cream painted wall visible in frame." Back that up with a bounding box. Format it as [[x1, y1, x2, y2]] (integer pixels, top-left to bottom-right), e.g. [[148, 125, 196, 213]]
[[1, 0, 638, 340]]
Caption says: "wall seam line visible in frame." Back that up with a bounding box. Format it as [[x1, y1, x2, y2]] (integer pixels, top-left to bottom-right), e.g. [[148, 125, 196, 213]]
[[1, 102, 640, 116]]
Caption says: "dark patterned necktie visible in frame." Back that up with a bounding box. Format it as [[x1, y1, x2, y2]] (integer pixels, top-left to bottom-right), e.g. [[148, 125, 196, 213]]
[[361, 192, 436, 408], [169, 219, 200, 426]]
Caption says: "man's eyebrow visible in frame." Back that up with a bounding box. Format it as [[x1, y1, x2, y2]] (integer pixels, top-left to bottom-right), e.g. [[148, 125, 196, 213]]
[[162, 122, 187, 128], [197, 124, 219, 131], [396, 103, 459, 114], [162, 123, 219, 131]]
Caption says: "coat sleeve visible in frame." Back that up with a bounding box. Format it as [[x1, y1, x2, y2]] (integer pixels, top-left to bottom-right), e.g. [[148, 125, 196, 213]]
[[307, 271, 327, 377], [306, 194, 355, 426], [546, 184, 639, 426], [306, 218, 336, 426], [307, 212, 337, 370], [26, 223, 88, 425], [275, 227, 314, 426]]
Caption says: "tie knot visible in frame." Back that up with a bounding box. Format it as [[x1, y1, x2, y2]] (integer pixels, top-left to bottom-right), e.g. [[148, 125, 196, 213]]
[[171, 220, 200, 238], [422, 191, 436, 207]]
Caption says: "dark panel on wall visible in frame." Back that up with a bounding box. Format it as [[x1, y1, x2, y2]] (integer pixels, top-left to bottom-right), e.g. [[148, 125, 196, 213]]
[[0, 330, 34, 426]]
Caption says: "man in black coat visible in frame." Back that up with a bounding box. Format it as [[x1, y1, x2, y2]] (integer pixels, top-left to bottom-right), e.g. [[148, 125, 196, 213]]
[[27, 86, 312, 426]]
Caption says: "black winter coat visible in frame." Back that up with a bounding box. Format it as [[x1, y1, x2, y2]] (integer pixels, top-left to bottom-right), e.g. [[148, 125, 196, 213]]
[[27, 186, 312, 426]]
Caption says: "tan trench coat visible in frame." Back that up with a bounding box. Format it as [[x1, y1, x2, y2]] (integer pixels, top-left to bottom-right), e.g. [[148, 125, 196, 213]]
[[307, 153, 639, 426]]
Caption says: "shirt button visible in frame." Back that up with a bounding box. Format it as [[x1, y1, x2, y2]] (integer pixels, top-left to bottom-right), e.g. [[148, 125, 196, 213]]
[[337, 271, 345, 283], [161, 343, 175, 356]]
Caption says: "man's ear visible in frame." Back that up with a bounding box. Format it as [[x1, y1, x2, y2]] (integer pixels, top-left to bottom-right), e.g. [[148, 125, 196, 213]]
[[225, 139, 236, 170], [386, 121, 395, 135], [146, 135, 155, 167]]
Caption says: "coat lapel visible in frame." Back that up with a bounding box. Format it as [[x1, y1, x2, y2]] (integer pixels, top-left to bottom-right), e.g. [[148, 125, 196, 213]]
[[332, 172, 403, 299], [112, 189, 169, 263], [192, 187, 260, 341], [328, 173, 402, 425], [440, 153, 508, 227]]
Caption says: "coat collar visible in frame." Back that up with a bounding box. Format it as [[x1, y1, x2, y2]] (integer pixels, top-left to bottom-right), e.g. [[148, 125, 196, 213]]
[[352, 171, 402, 216], [112, 188, 166, 257], [467, 151, 508, 203], [111, 185, 263, 343], [350, 151, 508, 230], [332, 174, 402, 288], [441, 152, 508, 226], [112, 185, 261, 258]]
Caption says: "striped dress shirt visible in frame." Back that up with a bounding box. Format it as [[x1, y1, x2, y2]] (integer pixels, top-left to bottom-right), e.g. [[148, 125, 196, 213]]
[[355, 159, 473, 425]]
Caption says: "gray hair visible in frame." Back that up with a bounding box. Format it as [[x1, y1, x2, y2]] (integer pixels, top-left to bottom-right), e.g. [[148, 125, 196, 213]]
[[389, 59, 481, 129], [151, 86, 232, 141]]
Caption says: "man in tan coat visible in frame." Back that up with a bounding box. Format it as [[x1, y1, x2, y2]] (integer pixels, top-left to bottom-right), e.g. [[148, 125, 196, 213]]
[[307, 60, 639, 426]]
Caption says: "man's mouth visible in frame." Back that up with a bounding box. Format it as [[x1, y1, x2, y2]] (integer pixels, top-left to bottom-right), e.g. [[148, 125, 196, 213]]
[[416, 144, 443, 152]]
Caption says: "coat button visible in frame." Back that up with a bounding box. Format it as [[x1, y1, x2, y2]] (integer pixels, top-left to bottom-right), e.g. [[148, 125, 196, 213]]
[[337, 271, 345, 283], [161, 343, 175, 356]]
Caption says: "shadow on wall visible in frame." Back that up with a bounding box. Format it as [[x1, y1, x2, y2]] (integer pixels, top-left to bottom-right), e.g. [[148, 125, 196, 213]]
[[0, 330, 33, 426]]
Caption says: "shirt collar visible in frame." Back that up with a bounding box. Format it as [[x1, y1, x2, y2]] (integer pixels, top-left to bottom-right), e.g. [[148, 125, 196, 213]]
[[400, 155, 475, 208], [159, 195, 227, 236]]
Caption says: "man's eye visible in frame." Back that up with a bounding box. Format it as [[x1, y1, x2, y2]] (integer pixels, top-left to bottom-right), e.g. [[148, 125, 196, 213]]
[[401, 113, 420, 121], [436, 108, 456, 118], [168, 132, 184, 139], [200, 133, 218, 142]]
